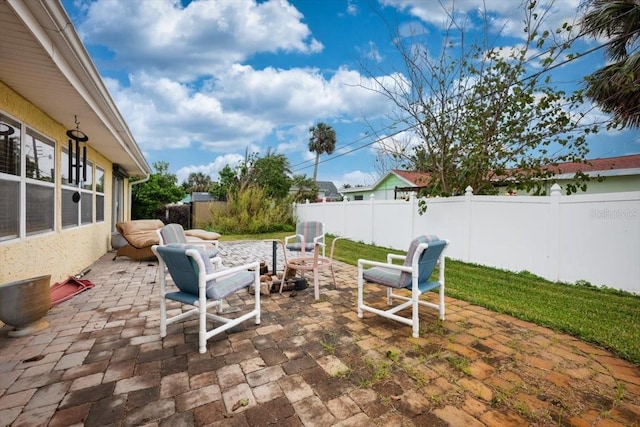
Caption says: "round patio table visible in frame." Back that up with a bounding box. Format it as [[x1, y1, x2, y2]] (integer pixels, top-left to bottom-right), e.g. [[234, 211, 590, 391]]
[[282, 254, 337, 300]]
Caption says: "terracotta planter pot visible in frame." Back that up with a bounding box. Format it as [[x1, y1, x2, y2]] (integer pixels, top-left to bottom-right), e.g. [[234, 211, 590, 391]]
[[0, 275, 51, 337]]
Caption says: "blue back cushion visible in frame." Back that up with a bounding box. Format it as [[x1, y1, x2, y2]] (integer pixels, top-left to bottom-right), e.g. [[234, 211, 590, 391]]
[[160, 224, 187, 244], [156, 245, 200, 295], [399, 235, 441, 286], [157, 245, 253, 302]]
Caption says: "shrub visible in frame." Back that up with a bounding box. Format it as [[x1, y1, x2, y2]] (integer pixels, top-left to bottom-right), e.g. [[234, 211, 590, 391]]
[[208, 185, 294, 234]]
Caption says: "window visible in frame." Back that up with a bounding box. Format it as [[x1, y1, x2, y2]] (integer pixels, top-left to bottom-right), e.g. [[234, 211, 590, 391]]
[[62, 148, 78, 229], [96, 166, 104, 222], [62, 150, 97, 228], [81, 160, 93, 224], [25, 130, 55, 235], [0, 114, 55, 240], [354, 195, 364, 201], [0, 115, 21, 241]]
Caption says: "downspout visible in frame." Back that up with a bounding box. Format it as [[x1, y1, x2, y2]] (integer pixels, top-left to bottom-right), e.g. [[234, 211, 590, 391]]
[[127, 174, 150, 221]]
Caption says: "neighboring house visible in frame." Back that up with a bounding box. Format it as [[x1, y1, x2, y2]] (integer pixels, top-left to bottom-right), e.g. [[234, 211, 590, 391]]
[[539, 154, 640, 195], [340, 170, 431, 201], [0, 1, 151, 285], [316, 181, 342, 201], [341, 154, 640, 201], [290, 180, 343, 202]]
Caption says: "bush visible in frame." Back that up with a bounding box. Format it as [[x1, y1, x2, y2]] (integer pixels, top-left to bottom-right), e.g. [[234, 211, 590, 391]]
[[208, 185, 294, 234]]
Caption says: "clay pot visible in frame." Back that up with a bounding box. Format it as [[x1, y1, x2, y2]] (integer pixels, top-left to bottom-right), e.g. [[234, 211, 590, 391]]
[[0, 275, 51, 337]]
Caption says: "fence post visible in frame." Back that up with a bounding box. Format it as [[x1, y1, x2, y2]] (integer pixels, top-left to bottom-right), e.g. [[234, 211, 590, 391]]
[[465, 186, 473, 262], [410, 193, 416, 238], [370, 193, 376, 246], [342, 195, 348, 238], [548, 183, 561, 282]]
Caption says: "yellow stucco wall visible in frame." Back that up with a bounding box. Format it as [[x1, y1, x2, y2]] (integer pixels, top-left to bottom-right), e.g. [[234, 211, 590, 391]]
[[0, 81, 125, 286]]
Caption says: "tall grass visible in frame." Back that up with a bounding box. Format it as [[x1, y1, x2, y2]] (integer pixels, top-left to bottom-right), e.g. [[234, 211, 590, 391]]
[[208, 186, 295, 234]]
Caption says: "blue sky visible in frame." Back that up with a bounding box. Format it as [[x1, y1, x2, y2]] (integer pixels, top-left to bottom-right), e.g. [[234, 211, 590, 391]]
[[62, 0, 640, 187]]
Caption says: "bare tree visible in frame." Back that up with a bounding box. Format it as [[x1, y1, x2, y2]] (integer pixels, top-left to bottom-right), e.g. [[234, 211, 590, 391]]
[[361, 0, 602, 198]]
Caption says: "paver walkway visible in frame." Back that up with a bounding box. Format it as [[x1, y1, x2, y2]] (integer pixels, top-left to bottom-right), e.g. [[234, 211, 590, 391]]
[[0, 240, 638, 426]]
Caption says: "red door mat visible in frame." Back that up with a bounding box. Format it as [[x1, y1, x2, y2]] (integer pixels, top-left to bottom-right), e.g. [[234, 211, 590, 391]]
[[50, 277, 94, 306]]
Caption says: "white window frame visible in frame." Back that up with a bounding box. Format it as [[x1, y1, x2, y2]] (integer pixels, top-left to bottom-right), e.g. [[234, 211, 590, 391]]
[[0, 112, 56, 241], [95, 165, 105, 223], [61, 148, 95, 228]]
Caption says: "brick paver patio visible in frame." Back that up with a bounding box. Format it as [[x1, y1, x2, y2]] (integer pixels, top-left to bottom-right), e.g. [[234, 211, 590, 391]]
[[0, 240, 638, 426]]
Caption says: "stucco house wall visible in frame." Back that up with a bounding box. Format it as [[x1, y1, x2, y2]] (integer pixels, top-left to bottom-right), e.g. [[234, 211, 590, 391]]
[[551, 173, 640, 195], [0, 82, 123, 284], [0, 0, 149, 286]]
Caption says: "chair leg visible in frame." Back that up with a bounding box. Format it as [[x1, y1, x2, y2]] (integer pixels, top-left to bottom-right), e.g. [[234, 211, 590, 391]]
[[357, 267, 364, 319], [199, 291, 208, 354], [280, 265, 290, 294], [439, 285, 445, 320], [412, 288, 420, 338], [159, 298, 167, 338], [313, 267, 320, 300], [330, 264, 337, 289]]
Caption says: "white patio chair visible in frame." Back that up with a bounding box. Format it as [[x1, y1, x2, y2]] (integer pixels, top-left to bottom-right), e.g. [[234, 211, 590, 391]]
[[157, 223, 221, 266], [284, 221, 325, 257], [357, 235, 449, 338], [152, 245, 261, 354]]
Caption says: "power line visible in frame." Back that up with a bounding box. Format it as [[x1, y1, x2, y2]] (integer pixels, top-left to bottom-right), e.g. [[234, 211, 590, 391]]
[[292, 9, 639, 176]]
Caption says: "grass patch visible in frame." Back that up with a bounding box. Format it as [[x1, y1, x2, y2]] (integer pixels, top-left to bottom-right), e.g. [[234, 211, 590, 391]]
[[220, 233, 640, 364], [444, 259, 640, 364]]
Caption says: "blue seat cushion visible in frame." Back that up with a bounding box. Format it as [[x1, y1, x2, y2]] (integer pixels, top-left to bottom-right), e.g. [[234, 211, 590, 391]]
[[363, 267, 404, 288], [286, 242, 315, 252], [196, 247, 253, 300]]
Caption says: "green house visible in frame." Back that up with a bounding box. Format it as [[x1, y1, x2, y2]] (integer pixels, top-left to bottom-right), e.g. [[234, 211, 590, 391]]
[[340, 170, 431, 201]]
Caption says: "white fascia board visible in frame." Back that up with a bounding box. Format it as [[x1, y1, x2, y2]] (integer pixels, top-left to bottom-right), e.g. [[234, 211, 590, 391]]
[[8, 0, 150, 175]]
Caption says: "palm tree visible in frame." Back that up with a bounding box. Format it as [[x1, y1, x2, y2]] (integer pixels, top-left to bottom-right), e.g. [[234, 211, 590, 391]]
[[580, 0, 640, 128], [308, 122, 337, 181], [185, 172, 212, 193]]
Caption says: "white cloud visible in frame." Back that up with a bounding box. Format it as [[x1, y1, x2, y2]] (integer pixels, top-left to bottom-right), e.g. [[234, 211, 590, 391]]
[[78, 0, 323, 81], [339, 170, 377, 187], [105, 63, 396, 161], [380, 0, 581, 41], [347, 0, 359, 16], [175, 153, 244, 184]]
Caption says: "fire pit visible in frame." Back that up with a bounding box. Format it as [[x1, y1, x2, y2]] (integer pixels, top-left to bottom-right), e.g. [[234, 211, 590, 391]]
[[0, 275, 51, 337]]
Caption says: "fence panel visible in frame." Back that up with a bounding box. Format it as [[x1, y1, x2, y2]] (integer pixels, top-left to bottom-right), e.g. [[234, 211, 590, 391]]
[[294, 190, 640, 294], [556, 192, 640, 291]]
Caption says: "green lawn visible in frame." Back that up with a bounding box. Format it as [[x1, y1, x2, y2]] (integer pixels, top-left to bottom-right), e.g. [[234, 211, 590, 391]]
[[220, 233, 640, 364]]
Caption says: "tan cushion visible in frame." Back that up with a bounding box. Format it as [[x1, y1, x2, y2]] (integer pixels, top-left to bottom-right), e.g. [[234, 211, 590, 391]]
[[184, 229, 221, 241], [116, 220, 164, 249]]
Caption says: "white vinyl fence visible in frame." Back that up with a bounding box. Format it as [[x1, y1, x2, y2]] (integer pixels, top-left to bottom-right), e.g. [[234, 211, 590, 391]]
[[294, 185, 640, 294]]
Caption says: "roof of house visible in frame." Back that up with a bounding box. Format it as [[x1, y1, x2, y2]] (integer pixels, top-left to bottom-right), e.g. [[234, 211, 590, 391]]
[[548, 153, 640, 178], [340, 170, 431, 193], [317, 181, 342, 199], [342, 154, 640, 193], [391, 170, 432, 186], [1, 1, 150, 177]]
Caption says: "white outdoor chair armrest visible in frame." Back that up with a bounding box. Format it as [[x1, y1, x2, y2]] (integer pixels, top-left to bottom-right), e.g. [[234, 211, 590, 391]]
[[387, 254, 406, 264], [357, 258, 413, 273]]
